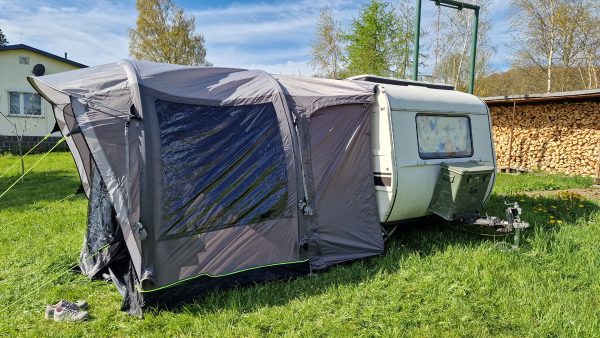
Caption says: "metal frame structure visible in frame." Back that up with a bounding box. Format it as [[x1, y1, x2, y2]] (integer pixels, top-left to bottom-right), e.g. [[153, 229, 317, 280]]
[[413, 0, 480, 94]]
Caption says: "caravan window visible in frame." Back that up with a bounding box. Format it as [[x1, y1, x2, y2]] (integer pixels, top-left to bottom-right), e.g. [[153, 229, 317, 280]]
[[416, 114, 472, 159]]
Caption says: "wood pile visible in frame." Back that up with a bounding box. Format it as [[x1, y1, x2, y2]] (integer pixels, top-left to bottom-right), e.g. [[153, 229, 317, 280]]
[[489, 101, 600, 176]]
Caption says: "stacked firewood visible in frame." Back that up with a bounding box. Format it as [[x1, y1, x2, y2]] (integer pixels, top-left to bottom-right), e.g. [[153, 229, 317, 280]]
[[489, 101, 600, 176]]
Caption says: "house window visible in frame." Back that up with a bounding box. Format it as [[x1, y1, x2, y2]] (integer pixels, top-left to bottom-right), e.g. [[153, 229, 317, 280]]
[[416, 114, 473, 159], [19, 56, 30, 65], [8, 92, 42, 116]]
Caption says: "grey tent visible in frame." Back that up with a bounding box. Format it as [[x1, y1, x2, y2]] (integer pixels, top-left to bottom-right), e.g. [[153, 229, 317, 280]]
[[29, 60, 384, 315]]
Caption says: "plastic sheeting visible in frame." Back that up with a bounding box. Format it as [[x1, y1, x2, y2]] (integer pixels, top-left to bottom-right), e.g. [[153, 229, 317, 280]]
[[79, 162, 128, 280], [156, 99, 289, 240]]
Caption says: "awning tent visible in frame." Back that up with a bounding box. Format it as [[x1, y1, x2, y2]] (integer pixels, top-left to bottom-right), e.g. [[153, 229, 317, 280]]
[[29, 60, 384, 315]]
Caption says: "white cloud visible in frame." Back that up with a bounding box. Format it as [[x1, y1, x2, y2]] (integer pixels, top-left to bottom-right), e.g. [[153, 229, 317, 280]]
[[0, 0, 514, 74], [1, 0, 134, 66]]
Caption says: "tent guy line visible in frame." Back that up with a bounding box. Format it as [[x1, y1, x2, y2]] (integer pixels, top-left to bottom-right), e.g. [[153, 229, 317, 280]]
[[0, 132, 53, 179], [1, 243, 110, 316], [0, 135, 67, 200]]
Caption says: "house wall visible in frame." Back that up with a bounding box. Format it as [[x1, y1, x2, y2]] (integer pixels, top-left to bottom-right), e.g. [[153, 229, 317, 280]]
[[0, 49, 80, 149], [488, 100, 600, 176]]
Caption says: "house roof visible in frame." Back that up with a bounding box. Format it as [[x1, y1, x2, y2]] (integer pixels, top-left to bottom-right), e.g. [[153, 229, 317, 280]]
[[0, 44, 87, 68], [482, 89, 600, 105]]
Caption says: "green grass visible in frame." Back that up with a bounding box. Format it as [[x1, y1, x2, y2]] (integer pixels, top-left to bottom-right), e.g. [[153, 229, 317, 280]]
[[1, 154, 600, 337], [493, 171, 594, 195]]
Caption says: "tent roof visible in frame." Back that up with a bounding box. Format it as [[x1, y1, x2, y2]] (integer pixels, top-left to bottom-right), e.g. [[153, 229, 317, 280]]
[[29, 60, 375, 111]]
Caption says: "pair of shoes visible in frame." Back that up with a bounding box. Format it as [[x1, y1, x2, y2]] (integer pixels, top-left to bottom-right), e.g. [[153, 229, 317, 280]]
[[45, 300, 89, 322]]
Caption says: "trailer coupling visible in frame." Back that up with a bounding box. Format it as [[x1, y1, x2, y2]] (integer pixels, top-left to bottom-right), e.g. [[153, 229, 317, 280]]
[[462, 196, 530, 250]]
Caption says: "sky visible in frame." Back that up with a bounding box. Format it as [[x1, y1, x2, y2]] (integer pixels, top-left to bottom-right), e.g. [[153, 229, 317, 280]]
[[0, 0, 512, 76]]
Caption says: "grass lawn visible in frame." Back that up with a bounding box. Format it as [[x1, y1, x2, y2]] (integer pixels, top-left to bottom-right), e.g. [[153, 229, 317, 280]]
[[1, 152, 600, 337]]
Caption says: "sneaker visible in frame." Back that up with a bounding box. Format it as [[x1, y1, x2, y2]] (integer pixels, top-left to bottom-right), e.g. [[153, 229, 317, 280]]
[[45, 300, 88, 320], [53, 306, 89, 322]]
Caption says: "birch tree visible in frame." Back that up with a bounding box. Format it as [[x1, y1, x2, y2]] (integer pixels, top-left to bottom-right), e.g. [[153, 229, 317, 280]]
[[389, 0, 428, 79], [434, 0, 495, 93], [508, 0, 600, 93], [127, 0, 212, 66], [307, 6, 345, 79]]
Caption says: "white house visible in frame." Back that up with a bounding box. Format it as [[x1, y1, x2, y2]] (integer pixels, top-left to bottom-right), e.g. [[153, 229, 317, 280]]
[[0, 44, 86, 150]]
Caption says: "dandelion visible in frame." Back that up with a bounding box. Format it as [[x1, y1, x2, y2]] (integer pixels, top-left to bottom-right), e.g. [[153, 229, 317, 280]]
[[520, 200, 525, 202], [535, 211, 538, 213], [564, 198, 568, 200], [539, 204, 542, 206], [550, 216, 554, 218], [557, 220, 562, 223], [579, 205, 584, 207], [550, 220, 556, 223], [551, 206, 556, 208], [544, 210, 547, 212], [538, 208, 543, 211], [551, 179, 554, 182]]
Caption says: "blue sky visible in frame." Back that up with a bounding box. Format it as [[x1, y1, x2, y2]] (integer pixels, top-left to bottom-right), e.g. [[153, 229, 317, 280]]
[[0, 0, 512, 76]]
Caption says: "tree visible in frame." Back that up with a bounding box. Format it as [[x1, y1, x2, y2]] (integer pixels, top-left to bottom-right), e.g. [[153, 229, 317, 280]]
[[507, 0, 600, 93], [343, 0, 395, 77], [0, 94, 45, 181], [388, 0, 428, 79], [307, 6, 345, 79], [434, 0, 496, 93], [508, 0, 563, 93], [0, 29, 8, 46], [127, 0, 212, 66]]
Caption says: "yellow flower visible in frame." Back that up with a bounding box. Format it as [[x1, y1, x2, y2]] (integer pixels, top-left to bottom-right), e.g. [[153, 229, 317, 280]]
[[551, 179, 554, 182], [539, 204, 542, 206], [579, 205, 584, 207], [527, 175, 530, 177], [551, 206, 556, 208], [557, 220, 562, 223], [550, 220, 556, 223], [520, 199, 525, 202], [544, 210, 547, 212], [534, 211, 538, 213], [538, 208, 543, 211], [550, 216, 554, 218], [564, 198, 568, 200]]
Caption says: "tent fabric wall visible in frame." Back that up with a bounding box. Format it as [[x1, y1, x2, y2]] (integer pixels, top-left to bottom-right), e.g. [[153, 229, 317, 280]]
[[301, 104, 384, 270], [27, 60, 384, 313]]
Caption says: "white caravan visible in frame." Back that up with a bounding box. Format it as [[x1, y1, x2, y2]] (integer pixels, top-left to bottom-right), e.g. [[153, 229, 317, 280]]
[[349, 76, 498, 225]]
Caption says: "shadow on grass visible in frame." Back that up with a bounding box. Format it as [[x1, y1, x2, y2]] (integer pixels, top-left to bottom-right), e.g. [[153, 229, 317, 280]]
[[141, 192, 600, 318]]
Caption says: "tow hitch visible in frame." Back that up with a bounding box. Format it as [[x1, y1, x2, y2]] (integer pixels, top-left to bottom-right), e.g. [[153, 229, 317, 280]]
[[463, 196, 530, 250]]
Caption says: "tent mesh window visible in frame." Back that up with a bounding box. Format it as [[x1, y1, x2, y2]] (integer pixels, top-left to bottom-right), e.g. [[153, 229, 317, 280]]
[[156, 100, 288, 239]]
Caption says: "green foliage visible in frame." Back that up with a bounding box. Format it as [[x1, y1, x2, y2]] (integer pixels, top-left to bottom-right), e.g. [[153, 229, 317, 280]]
[[2, 155, 600, 336], [388, 0, 423, 79], [127, 0, 212, 66], [343, 1, 395, 77], [307, 6, 345, 79], [335, 0, 426, 79], [0, 29, 8, 46]]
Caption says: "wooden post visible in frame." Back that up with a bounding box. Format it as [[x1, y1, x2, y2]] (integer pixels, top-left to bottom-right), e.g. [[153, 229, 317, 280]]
[[507, 100, 516, 173], [595, 140, 600, 184]]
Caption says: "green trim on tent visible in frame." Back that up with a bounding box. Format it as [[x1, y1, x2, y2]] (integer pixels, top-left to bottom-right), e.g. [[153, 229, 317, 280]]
[[136, 259, 310, 293]]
